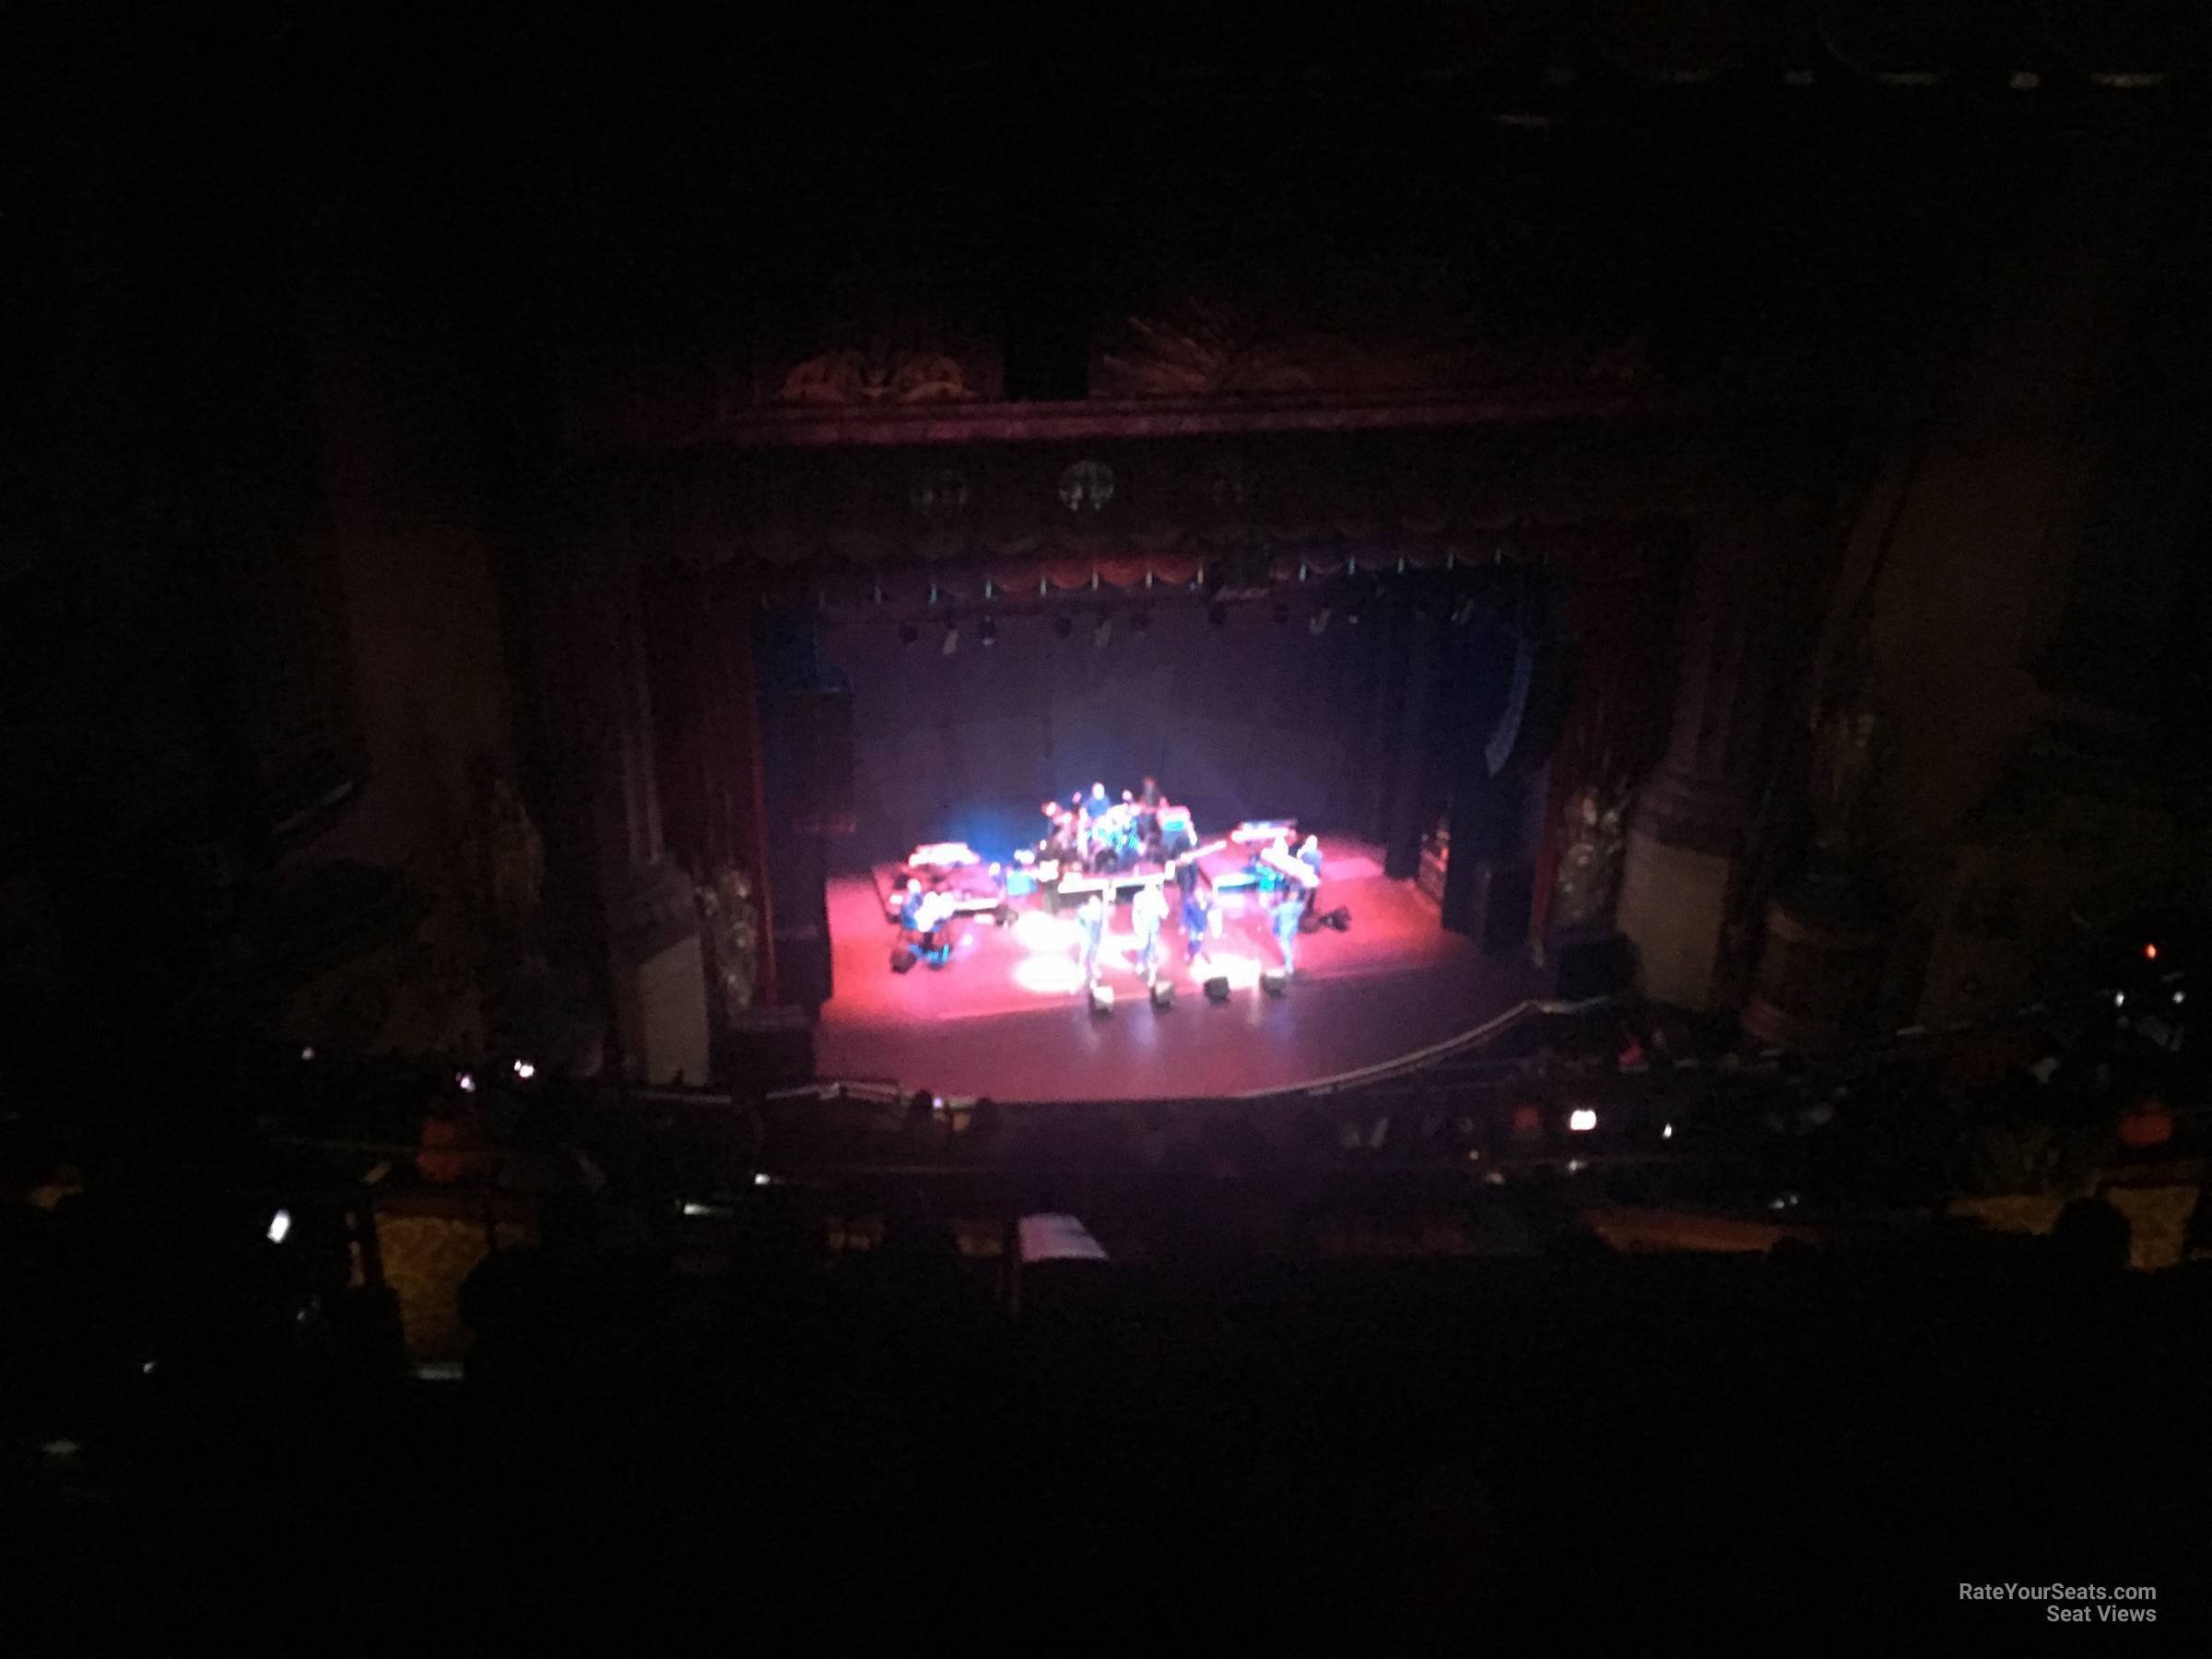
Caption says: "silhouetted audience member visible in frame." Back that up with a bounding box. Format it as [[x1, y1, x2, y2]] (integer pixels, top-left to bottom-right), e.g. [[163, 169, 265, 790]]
[[418, 1091, 490, 1186], [964, 1097, 1002, 1147], [2051, 1195, 2131, 1277], [1766, 1234, 1822, 1288], [2187, 1184, 2212, 1261], [458, 1191, 621, 1415]]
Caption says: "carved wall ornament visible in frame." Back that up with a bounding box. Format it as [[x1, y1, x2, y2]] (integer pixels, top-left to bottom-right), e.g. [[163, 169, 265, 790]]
[[1807, 700, 1887, 866], [697, 865, 760, 1019], [1099, 300, 1403, 398], [1058, 459, 1116, 513], [1553, 778, 1632, 930], [463, 756, 545, 945], [777, 336, 982, 406], [1094, 264, 1650, 400]]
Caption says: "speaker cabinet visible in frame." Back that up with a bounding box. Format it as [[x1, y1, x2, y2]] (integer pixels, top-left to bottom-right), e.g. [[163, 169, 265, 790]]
[[775, 924, 834, 1008], [1445, 859, 1533, 956], [1551, 928, 1634, 1001]]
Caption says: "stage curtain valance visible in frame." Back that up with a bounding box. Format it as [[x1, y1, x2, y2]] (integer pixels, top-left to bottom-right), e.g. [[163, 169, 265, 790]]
[[751, 523, 1672, 614], [623, 419, 1712, 582]]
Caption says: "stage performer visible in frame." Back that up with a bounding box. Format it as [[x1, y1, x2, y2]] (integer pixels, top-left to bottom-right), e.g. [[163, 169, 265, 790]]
[[898, 877, 925, 934], [1090, 801, 1133, 874], [1158, 802, 1195, 860], [1253, 838, 1284, 897], [917, 889, 957, 969], [1139, 775, 1162, 810], [1131, 877, 1170, 985], [1270, 884, 1307, 975], [1040, 801, 1077, 865], [1297, 833, 1324, 914], [1068, 791, 1093, 860], [1114, 802, 1144, 870], [1180, 865, 1217, 966], [1076, 888, 1109, 988]]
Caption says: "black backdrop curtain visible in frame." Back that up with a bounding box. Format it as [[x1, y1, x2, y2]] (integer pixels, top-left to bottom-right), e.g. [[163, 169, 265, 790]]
[[820, 596, 1406, 869]]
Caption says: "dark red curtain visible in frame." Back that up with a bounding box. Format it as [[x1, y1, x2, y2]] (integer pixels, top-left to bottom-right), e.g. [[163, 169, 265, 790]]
[[646, 565, 777, 999]]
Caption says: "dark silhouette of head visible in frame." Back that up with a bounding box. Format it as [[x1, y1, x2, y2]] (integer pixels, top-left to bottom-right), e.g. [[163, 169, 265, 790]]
[[537, 1191, 600, 1252], [2052, 1196, 2130, 1276]]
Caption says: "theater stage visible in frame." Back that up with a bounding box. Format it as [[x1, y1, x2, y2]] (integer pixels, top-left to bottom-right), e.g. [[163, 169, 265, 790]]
[[816, 841, 1540, 1101]]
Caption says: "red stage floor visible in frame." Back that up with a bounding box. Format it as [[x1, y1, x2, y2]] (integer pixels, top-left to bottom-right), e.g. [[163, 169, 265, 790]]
[[817, 841, 1538, 1100]]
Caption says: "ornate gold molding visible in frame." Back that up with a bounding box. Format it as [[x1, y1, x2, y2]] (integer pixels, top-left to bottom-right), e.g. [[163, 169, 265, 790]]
[[775, 338, 992, 406]]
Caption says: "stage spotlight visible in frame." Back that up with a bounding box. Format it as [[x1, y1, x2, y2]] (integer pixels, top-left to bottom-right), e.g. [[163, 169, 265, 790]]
[[1568, 1108, 1598, 1133], [1204, 974, 1232, 1004], [979, 616, 996, 648], [1088, 982, 1115, 1016], [942, 621, 960, 656], [1261, 967, 1288, 996], [1309, 606, 1331, 636], [1150, 979, 1176, 1009], [899, 622, 919, 648], [1093, 615, 1113, 648], [1207, 601, 1228, 629], [1053, 614, 1074, 641]]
